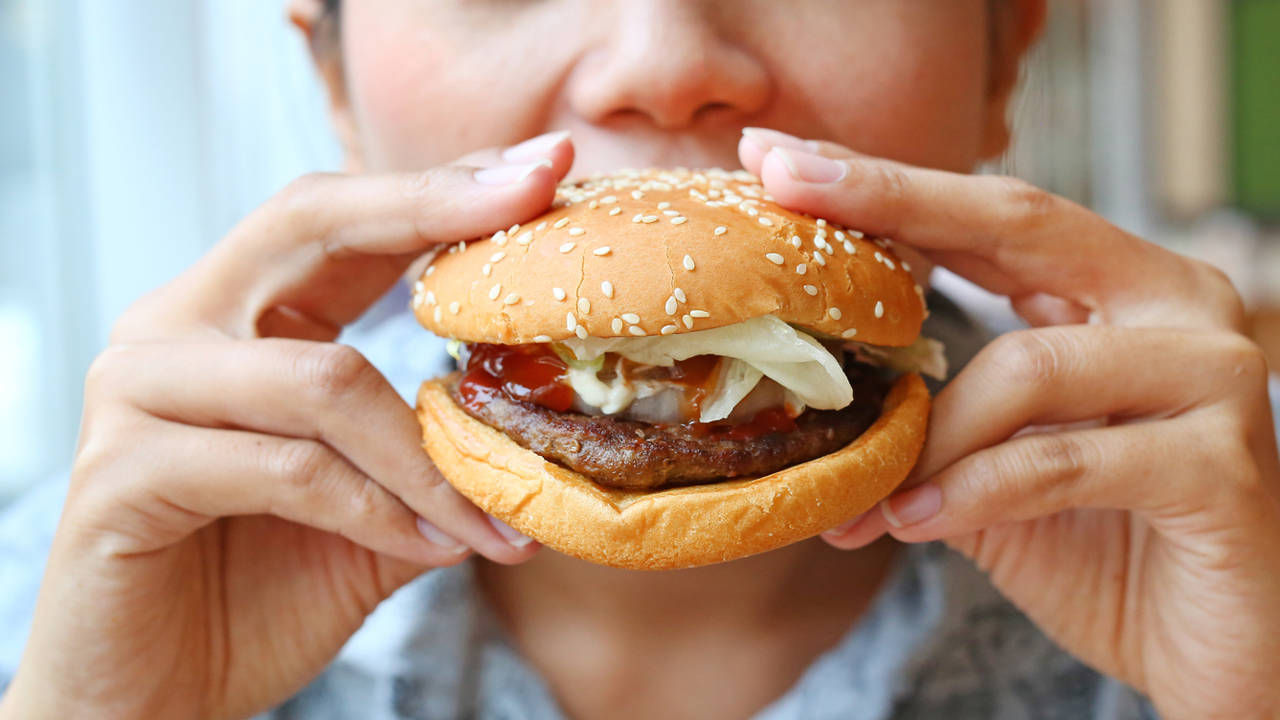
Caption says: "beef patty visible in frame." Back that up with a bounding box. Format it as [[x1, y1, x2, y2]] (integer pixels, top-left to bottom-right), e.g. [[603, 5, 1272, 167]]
[[448, 361, 889, 490]]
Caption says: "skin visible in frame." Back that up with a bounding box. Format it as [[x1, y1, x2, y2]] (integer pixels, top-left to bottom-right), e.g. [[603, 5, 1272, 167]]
[[3, 1, 1278, 719]]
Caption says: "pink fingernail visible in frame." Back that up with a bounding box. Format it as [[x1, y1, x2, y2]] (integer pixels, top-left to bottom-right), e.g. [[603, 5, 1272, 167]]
[[488, 515, 535, 548], [416, 517, 468, 554], [770, 147, 847, 184], [880, 484, 942, 528], [742, 127, 820, 153], [502, 130, 571, 162], [474, 159, 552, 185]]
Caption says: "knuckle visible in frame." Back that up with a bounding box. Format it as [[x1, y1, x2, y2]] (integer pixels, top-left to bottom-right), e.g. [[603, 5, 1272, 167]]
[[83, 345, 136, 400], [273, 172, 337, 229], [1210, 332, 1269, 391], [1193, 261, 1247, 330], [1027, 433, 1092, 494], [984, 329, 1070, 388], [870, 163, 913, 222], [271, 439, 336, 490], [993, 176, 1058, 232], [294, 343, 378, 400]]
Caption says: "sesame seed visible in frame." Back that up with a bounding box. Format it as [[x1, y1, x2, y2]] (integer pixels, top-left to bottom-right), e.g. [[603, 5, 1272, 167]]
[[914, 284, 924, 296], [849, 229, 864, 239], [559, 242, 575, 253], [449, 301, 460, 315], [602, 195, 617, 204], [601, 281, 614, 298], [588, 199, 599, 209], [632, 214, 644, 223], [593, 246, 611, 256], [566, 312, 577, 332], [671, 216, 688, 225], [665, 296, 678, 315], [683, 255, 695, 271], [883, 257, 896, 271], [621, 312, 640, 324], [682, 314, 694, 329], [746, 207, 759, 217], [841, 328, 859, 339], [414, 280, 424, 293], [690, 309, 710, 318], [631, 190, 645, 200], [714, 226, 727, 236], [758, 217, 774, 227], [674, 287, 687, 303], [575, 325, 588, 339], [657, 201, 671, 210], [482, 264, 492, 277], [816, 218, 827, 227], [835, 231, 846, 241], [493, 231, 508, 246], [425, 265, 435, 277], [874, 251, 883, 263], [533, 334, 552, 343], [536, 222, 548, 231], [661, 324, 678, 335], [569, 227, 586, 237], [828, 307, 843, 320], [488, 284, 501, 300], [663, 209, 679, 216], [578, 297, 591, 314], [790, 235, 802, 249], [902, 261, 912, 272], [490, 251, 506, 263], [765, 253, 785, 265], [796, 264, 807, 275], [874, 301, 884, 318], [609, 207, 622, 216], [843, 241, 857, 254], [552, 288, 567, 302], [503, 293, 520, 305], [425, 290, 436, 305], [628, 326, 646, 337], [509, 224, 519, 235], [433, 306, 442, 323], [553, 218, 570, 229], [816, 228, 828, 239], [804, 284, 819, 296], [642, 215, 659, 223], [516, 231, 533, 245], [612, 317, 624, 334], [813, 253, 827, 267]]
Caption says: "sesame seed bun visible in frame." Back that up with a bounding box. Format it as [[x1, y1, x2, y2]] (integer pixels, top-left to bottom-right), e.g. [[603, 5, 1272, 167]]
[[416, 372, 930, 570], [413, 168, 924, 346]]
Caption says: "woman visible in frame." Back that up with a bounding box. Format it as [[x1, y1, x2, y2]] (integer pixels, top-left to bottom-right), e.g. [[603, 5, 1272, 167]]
[[2, 1, 1278, 718]]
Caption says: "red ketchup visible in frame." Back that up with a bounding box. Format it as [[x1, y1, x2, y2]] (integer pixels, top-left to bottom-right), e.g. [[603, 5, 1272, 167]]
[[458, 343, 573, 412], [687, 406, 797, 441]]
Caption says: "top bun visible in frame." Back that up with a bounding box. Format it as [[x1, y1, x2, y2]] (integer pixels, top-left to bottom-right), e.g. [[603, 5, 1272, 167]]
[[413, 168, 924, 347]]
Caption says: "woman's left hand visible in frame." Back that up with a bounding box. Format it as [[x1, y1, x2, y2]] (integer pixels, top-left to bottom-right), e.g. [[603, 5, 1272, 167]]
[[739, 129, 1280, 720]]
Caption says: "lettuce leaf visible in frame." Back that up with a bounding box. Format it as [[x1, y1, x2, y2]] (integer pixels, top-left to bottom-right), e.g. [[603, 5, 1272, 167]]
[[559, 315, 853, 422]]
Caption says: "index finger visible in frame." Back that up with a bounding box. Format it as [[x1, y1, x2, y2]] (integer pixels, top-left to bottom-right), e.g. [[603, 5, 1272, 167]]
[[739, 140, 1241, 331], [145, 135, 574, 341]]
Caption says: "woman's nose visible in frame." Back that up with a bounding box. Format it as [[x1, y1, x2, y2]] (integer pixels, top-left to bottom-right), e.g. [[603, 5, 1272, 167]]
[[569, 0, 770, 130]]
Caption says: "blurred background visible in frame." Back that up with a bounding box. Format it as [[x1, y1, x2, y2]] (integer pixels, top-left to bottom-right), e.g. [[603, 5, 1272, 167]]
[[1, 0, 1278, 501]]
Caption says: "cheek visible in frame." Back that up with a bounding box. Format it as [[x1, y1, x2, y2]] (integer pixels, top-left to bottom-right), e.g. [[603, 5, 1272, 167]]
[[763, 1, 991, 171], [340, 2, 565, 170]]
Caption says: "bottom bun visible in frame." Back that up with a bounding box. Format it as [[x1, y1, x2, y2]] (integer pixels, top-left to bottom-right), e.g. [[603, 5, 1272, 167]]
[[416, 372, 930, 570]]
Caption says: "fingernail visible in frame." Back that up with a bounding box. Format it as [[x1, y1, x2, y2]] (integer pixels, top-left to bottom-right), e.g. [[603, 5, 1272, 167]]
[[770, 147, 847, 184], [488, 515, 535, 548], [880, 484, 942, 528], [822, 511, 869, 538], [474, 159, 552, 185], [742, 127, 820, 153], [416, 517, 468, 554], [502, 130, 571, 162]]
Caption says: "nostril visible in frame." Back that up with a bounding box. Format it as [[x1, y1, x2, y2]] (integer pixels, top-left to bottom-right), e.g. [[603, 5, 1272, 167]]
[[694, 102, 736, 121]]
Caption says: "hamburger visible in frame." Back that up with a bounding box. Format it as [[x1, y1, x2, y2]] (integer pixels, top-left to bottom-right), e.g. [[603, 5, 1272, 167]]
[[413, 168, 942, 570]]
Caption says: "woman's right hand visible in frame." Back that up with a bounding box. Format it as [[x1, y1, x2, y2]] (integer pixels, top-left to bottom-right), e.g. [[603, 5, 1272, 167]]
[[0, 132, 574, 720]]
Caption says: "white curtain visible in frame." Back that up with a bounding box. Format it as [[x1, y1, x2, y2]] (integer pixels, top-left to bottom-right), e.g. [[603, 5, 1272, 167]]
[[0, 0, 339, 498]]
